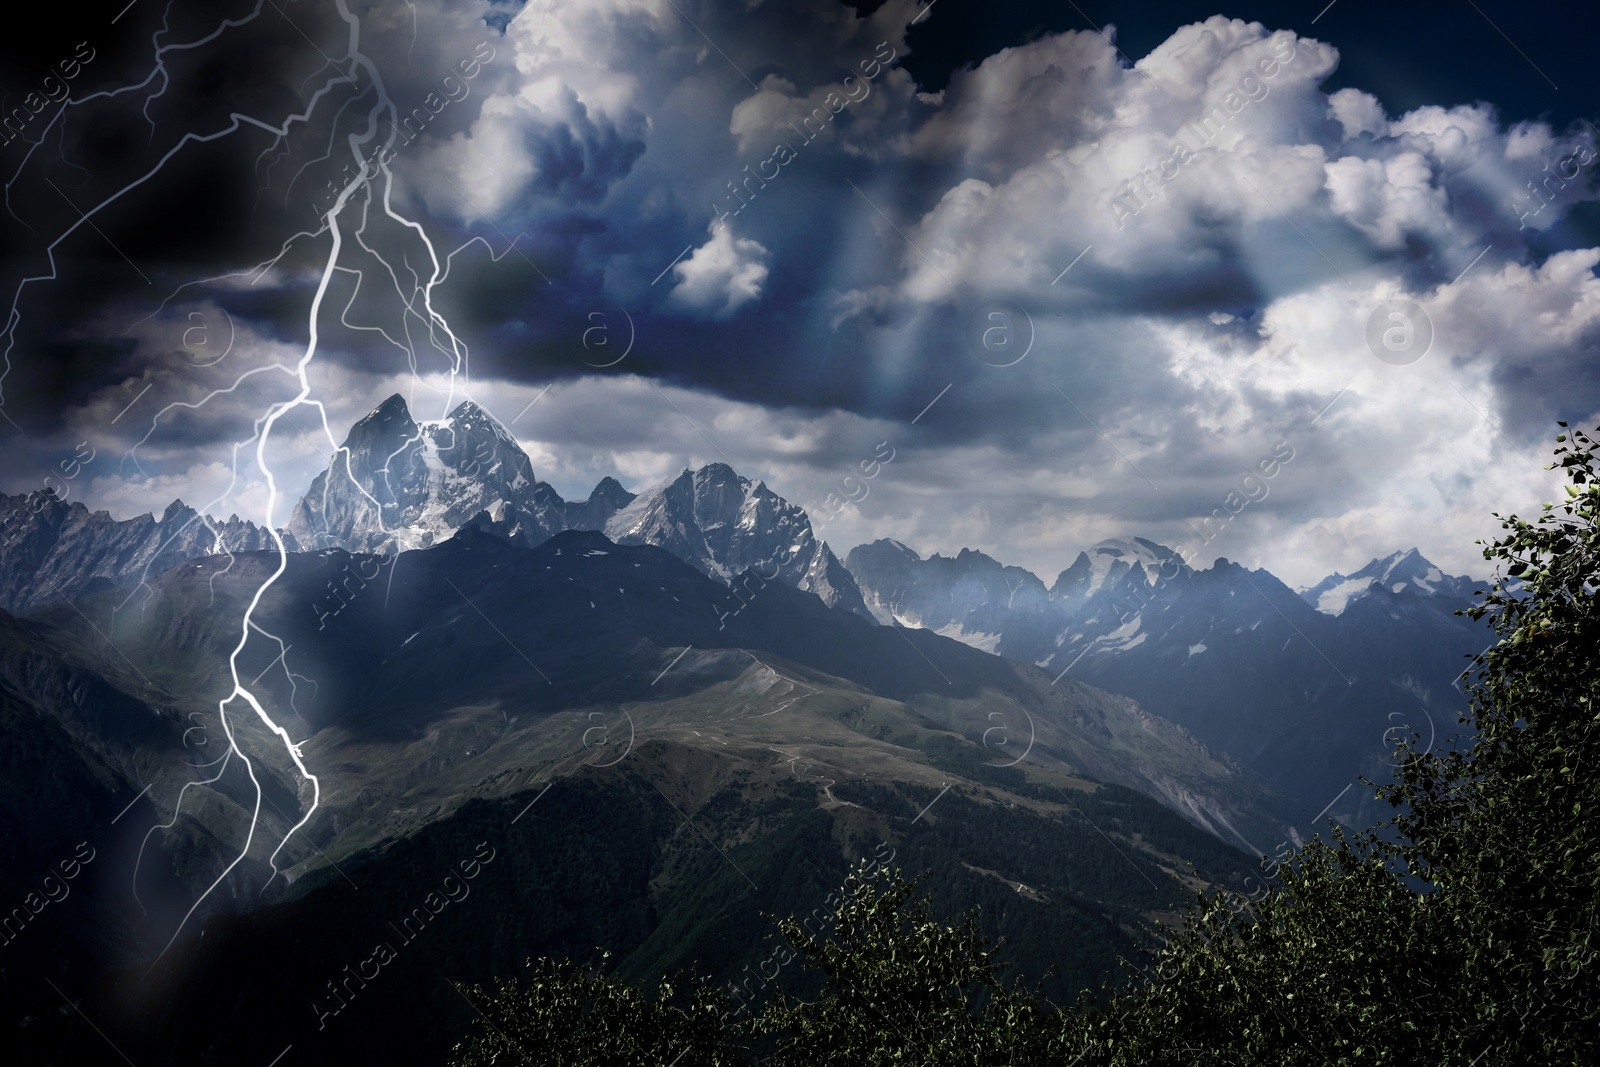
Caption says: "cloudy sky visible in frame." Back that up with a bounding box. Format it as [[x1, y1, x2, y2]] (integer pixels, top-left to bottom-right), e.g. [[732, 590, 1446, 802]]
[[2, 0, 1597, 588]]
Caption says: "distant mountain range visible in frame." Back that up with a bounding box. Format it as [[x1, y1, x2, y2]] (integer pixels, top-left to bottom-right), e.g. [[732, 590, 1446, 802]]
[[1298, 547, 1478, 615], [846, 536, 1486, 824], [0, 393, 1488, 828], [0, 493, 276, 615], [289, 394, 877, 619]]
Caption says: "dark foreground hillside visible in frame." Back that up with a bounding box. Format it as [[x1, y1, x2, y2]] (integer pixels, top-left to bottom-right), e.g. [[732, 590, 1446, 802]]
[[19, 759, 1250, 1065]]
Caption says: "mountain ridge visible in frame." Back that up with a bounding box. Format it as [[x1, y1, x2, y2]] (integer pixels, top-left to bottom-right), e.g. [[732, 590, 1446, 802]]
[[844, 534, 1487, 825], [0, 520, 1286, 976], [0, 395, 1488, 831], [4, 393, 1471, 633]]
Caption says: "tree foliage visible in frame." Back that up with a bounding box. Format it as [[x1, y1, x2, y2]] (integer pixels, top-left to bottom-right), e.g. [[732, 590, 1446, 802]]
[[448, 954, 747, 1066], [748, 862, 1044, 1066]]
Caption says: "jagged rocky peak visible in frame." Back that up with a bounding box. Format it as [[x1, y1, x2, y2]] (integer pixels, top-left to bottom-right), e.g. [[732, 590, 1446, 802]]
[[796, 541, 874, 621], [426, 399, 538, 489], [444, 396, 491, 424], [602, 463, 873, 619], [566, 476, 637, 531], [606, 465, 806, 577], [880, 538, 919, 560], [1051, 537, 1186, 602], [1300, 548, 1475, 616], [337, 394, 425, 487], [1374, 547, 1446, 587], [843, 538, 1051, 640], [351, 392, 418, 438], [287, 393, 565, 554], [278, 395, 875, 618], [0, 489, 278, 615], [845, 539, 921, 569], [428, 399, 529, 474], [587, 475, 631, 501]]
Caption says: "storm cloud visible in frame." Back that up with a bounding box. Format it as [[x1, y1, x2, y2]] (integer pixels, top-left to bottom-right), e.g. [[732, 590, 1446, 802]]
[[3, 0, 1598, 589]]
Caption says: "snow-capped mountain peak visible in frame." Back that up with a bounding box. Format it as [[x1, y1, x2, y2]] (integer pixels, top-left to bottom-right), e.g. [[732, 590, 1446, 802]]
[[1299, 548, 1474, 615], [1051, 536, 1186, 603], [280, 396, 874, 619], [601, 465, 870, 616], [287, 394, 553, 553]]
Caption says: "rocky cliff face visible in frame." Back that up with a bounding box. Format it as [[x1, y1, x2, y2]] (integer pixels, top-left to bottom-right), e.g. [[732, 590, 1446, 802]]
[[285, 394, 590, 553], [0, 492, 280, 614], [602, 463, 873, 618], [285, 396, 873, 619]]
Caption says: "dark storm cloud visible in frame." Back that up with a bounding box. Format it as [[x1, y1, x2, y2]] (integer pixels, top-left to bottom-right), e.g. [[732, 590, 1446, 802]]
[[1, 0, 526, 428], [384, 1, 1600, 455], [2, 0, 1599, 588]]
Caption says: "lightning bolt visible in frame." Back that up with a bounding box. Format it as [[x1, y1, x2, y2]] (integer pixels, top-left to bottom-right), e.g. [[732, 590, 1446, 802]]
[[0, 0, 545, 964]]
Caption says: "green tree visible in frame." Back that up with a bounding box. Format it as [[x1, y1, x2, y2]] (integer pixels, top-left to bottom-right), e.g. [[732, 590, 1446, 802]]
[[1053, 422, 1600, 1065], [448, 954, 749, 1066], [749, 862, 1045, 1066]]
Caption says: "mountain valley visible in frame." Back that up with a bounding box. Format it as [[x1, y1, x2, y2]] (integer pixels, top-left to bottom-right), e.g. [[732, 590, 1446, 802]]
[[0, 396, 1492, 1064]]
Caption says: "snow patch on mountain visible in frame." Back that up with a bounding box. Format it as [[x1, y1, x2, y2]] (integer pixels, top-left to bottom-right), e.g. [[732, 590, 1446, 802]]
[[1314, 577, 1372, 616], [1096, 615, 1146, 653], [933, 622, 1004, 655]]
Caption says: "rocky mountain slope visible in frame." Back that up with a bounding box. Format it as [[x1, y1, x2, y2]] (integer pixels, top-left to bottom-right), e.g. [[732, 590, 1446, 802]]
[[1, 524, 1276, 1063], [0, 492, 278, 615], [844, 536, 1487, 827]]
